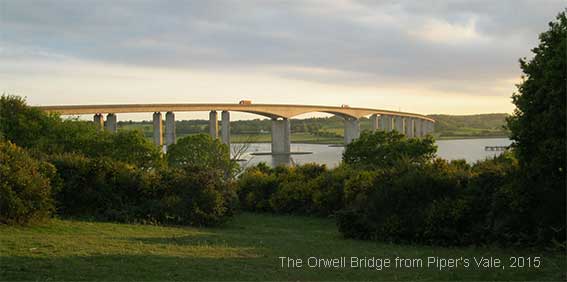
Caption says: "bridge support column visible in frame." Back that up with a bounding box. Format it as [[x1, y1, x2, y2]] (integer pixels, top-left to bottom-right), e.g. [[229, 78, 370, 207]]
[[414, 119, 423, 137], [404, 118, 414, 138], [93, 113, 104, 130], [394, 116, 404, 134], [105, 113, 117, 133], [165, 111, 176, 146], [370, 114, 380, 132], [344, 118, 360, 144], [221, 111, 230, 146], [271, 118, 290, 154], [209, 111, 218, 139], [153, 112, 163, 146], [380, 115, 392, 132]]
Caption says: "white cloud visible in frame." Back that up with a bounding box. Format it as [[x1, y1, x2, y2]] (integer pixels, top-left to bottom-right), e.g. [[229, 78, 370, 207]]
[[411, 17, 488, 44]]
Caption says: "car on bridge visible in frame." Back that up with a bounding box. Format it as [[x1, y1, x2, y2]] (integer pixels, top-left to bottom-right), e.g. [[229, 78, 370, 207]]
[[239, 100, 252, 105]]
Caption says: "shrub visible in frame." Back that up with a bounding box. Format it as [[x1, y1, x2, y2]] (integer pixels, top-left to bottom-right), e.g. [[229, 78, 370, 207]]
[[336, 159, 471, 244], [343, 130, 437, 169], [269, 164, 327, 214], [237, 164, 278, 212], [159, 166, 238, 226], [49, 153, 236, 226], [0, 141, 55, 224], [237, 163, 332, 215], [48, 153, 145, 221]]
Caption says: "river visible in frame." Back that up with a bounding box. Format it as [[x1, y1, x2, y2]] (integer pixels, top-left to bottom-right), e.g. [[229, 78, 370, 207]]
[[232, 138, 512, 168]]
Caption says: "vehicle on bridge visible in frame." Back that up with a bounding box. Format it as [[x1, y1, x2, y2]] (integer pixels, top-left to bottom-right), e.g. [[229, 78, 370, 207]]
[[239, 100, 252, 105]]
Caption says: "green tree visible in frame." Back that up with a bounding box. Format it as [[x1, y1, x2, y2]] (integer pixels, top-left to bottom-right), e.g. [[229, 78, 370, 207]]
[[343, 130, 437, 169], [506, 12, 566, 244], [0, 95, 60, 149], [0, 141, 55, 224], [167, 134, 236, 177]]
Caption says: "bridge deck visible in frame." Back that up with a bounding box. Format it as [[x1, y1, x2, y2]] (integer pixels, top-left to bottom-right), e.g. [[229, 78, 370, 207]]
[[36, 103, 435, 122]]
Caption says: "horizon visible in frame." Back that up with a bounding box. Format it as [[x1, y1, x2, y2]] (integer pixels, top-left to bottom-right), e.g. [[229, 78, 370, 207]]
[[2, 1, 564, 121]]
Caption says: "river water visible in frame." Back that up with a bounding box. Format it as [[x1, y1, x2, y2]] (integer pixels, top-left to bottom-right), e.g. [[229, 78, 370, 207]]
[[232, 138, 512, 168]]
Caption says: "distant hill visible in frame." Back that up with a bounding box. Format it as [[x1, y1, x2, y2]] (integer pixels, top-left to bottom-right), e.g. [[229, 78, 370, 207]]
[[428, 113, 510, 139]]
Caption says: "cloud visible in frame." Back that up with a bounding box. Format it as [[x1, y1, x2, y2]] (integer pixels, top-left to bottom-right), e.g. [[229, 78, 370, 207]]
[[411, 17, 487, 44]]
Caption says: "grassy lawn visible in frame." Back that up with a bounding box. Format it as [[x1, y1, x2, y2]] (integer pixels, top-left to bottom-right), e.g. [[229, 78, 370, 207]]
[[1, 213, 564, 281]]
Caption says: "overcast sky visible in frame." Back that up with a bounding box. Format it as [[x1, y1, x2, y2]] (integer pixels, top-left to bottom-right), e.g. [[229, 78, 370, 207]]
[[0, 1, 564, 120]]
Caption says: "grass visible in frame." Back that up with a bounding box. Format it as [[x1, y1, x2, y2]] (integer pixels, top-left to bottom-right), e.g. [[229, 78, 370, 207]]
[[1, 213, 564, 281]]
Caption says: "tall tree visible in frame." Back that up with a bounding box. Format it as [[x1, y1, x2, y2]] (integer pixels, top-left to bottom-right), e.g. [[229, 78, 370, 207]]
[[506, 11, 566, 243]]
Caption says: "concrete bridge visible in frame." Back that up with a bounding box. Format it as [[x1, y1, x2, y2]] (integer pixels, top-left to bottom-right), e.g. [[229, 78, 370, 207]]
[[37, 103, 435, 154]]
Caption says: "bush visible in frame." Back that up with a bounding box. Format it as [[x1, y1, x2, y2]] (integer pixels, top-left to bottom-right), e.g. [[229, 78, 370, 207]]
[[343, 130, 437, 169], [335, 154, 540, 246], [159, 166, 238, 226], [269, 164, 327, 214], [237, 163, 278, 212], [0, 141, 55, 224], [49, 153, 146, 221], [49, 153, 236, 226], [336, 158, 471, 244], [237, 163, 332, 215]]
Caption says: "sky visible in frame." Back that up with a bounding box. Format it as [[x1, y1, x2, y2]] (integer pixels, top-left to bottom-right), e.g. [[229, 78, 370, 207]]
[[0, 0, 564, 121]]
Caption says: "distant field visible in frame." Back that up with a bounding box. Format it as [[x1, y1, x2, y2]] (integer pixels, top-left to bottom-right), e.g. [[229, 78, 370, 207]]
[[1, 213, 563, 281]]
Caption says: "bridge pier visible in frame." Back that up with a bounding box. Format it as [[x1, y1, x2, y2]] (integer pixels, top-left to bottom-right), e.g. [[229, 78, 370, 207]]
[[394, 116, 404, 133], [414, 118, 423, 137], [165, 111, 176, 146], [344, 117, 360, 144], [370, 114, 380, 132], [404, 118, 414, 138], [153, 112, 163, 146], [105, 113, 117, 133], [271, 118, 290, 154], [209, 111, 218, 139], [93, 113, 104, 130], [221, 111, 230, 146], [380, 115, 393, 132]]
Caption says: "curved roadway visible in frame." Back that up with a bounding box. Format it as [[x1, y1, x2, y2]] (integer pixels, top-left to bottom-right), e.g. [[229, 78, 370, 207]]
[[36, 103, 435, 122]]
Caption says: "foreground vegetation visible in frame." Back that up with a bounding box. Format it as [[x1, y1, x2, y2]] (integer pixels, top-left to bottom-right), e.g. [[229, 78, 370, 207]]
[[1, 213, 564, 281]]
